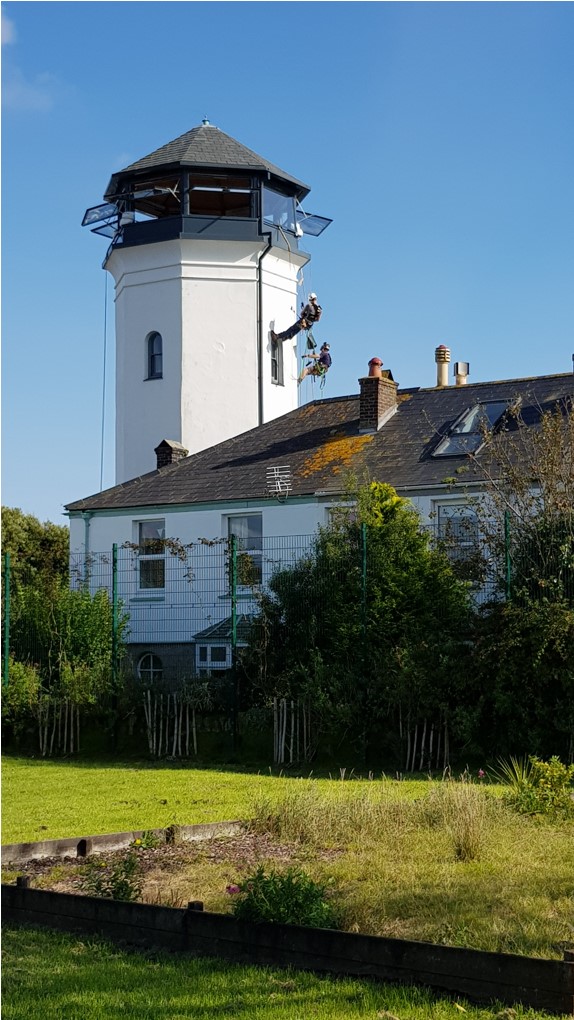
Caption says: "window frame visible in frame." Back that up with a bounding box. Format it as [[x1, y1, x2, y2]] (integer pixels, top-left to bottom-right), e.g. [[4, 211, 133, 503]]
[[432, 401, 508, 457], [146, 331, 163, 380], [137, 652, 163, 683], [136, 519, 166, 590], [226, 513, 263, 587], [270, 338, 284, 386], [195, 643, 230, 675], [433, 500, 489, 587]]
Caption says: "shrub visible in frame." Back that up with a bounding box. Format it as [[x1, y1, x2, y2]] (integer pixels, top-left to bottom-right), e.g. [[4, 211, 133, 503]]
[[229, 865, 338, 929], [493, 755, 574, 817], [81, 851, 143, 902], [528, 756, 574, 815], [1, 658, 42, 722]]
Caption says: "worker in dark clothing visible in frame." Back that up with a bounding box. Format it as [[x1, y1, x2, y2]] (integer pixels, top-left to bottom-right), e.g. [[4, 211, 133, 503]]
[[271, 293, 322, 343], [298, 343, 332, 384]]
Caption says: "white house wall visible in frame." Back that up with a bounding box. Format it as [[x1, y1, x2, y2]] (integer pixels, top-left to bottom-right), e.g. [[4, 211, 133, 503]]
[[68, 485, 488, 650], [69, 499, 329, 647]]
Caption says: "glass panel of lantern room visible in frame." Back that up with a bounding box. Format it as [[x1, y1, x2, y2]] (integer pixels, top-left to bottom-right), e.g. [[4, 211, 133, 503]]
[[262, 187, 297, 233], [187, 174, 253, 217]]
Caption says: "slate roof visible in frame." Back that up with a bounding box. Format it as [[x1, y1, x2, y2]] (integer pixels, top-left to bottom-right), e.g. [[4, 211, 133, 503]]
[[66, 373, 573, 514], [193, 615, 253, 644], [105, 122, 310, 200]]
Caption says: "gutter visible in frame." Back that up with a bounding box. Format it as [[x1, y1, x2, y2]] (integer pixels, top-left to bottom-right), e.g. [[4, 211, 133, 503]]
[[256, 231, 273, 427]]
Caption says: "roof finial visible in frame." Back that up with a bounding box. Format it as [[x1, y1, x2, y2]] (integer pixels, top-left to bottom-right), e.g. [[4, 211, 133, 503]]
[[202, 116, 210, 125]]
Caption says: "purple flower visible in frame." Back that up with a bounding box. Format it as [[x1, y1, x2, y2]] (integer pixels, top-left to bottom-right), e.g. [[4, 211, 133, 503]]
[[478, 769, 485, 779], [226, 884, 240, 895]]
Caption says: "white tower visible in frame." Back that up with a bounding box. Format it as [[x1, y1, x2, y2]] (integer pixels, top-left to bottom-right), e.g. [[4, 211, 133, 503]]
[[83, 121, 331, 483]]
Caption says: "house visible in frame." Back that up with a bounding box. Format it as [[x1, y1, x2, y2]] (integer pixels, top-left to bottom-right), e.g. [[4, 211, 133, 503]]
[[66, 353, 574, 682], [72, 121, 572, 683]]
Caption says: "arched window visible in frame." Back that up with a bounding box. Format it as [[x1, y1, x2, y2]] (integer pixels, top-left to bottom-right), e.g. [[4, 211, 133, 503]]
[[137, 652, 163, 683], [147, 332, 163, 379]]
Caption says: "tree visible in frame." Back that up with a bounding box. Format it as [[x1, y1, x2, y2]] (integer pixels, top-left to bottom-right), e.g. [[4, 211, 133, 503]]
[[2, 508, 128, 756], [4, 578, 127, 755], [242, 482, 474, 767], [467, 398, 574, 603], [458, 399, 574, 758], [1, 506, 69, 589]]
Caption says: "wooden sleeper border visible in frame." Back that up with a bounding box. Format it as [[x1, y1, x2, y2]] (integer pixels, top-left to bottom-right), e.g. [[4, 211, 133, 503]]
[[2, 826, 573, 1015], [2, 883, 572, 1016]]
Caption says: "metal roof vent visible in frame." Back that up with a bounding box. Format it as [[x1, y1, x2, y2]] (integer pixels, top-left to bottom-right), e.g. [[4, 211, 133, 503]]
[[435, 345, 451, 387], [266, 465, 292, 500]]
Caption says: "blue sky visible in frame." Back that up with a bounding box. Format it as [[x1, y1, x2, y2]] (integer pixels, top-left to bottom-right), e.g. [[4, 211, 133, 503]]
[[2, 1, 573, 526]]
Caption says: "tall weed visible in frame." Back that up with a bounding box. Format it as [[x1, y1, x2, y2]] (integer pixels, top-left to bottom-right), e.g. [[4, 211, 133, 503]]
[[251, 779, 491, 861], [423, 782, 488, 861]]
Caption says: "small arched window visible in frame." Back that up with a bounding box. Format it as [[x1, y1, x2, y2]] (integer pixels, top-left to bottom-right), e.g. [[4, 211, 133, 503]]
[[147, 332, 163, 379], [137, 652, 163, 683]]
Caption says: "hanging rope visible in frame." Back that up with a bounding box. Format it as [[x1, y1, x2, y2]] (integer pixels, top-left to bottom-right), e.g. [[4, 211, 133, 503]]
[[99, 273, 108, 491]]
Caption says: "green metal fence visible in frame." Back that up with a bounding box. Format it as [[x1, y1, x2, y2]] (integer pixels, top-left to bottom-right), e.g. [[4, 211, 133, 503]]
[[2, 520, 573, 762], [3, 520, 572, 689]]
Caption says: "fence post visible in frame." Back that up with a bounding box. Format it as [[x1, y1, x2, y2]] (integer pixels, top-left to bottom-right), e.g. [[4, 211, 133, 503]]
[[230, 534, 238, 755], [360, 524, 369, 765], [361, 523, 367, 644], [112, 544, 118, 684], [3, 552, 10, 686], [504, 511, 511, 601]]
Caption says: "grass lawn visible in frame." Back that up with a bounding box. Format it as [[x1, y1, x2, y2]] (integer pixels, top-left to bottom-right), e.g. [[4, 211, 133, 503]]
[[2, 756, 573, 959], [1, 755, 430, 844], [2, 926, 567, 1020]]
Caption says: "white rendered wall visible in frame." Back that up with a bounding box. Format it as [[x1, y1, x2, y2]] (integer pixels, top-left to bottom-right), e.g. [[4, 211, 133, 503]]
[[68, 485, 489, 646], [261, 247, 309, 421], [69, 500, 327, 556], [107, 237, 308, 485], [69, 499, 328, 646]]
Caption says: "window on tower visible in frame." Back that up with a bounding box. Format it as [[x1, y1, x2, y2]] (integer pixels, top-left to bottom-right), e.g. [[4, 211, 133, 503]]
[[271, 338, 284, 386], [147, 332, 163, 379]]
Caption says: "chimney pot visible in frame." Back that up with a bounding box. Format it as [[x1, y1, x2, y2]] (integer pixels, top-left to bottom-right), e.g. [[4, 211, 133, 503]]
[[368, 357, 384, 378], [435, 345, 451, 387]]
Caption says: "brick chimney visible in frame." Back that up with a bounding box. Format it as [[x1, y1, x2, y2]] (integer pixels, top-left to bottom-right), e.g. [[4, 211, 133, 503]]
[[358, 363, 397, 433], [154, 439, 189, 469]]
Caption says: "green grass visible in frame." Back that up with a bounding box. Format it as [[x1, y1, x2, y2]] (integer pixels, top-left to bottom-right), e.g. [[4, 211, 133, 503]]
[[2, 757, 573, 959], [2, 926, 567, 1020], [1, 755, 431, 844]]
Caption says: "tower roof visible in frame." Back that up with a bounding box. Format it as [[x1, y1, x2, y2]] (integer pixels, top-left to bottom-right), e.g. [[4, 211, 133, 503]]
[[105, 121, 310, 200]]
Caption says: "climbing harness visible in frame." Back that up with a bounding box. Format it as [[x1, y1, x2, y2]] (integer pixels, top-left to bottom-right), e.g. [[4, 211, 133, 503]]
[[300, 354, 329, 390]]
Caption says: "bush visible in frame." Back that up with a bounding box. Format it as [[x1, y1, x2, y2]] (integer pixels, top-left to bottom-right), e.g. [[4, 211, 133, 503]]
[[229, 865, 338, 929], [493, 755, 574, 818], [80, 851, 143, 902]]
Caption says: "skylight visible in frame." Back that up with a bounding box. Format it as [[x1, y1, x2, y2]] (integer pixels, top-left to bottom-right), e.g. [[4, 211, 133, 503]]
[[433, 401, 508, 457]]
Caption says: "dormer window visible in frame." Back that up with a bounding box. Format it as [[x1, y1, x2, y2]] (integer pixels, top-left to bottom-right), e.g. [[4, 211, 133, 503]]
[[433, 401, 508, 457], [147, 332, 163, 379]]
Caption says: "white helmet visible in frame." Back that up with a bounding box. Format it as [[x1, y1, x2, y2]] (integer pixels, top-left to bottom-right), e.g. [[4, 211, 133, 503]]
[[309, 292, 317, 300]]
